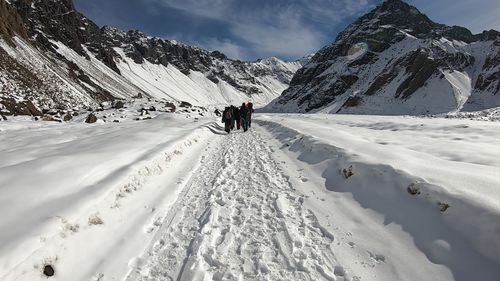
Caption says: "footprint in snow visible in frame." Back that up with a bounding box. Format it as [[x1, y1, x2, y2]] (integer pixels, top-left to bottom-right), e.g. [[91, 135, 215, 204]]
[[93, 273, 104, 281], [368, 251, 386, 263], [334, 265, 346, 277]]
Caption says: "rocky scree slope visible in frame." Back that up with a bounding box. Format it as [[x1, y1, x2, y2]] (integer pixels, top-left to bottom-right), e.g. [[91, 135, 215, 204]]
[[265, 0, 500, 115], [0, 0, 302, 118]]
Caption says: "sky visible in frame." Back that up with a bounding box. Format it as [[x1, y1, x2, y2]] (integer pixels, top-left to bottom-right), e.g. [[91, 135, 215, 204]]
[[74, 0, 500, 61]]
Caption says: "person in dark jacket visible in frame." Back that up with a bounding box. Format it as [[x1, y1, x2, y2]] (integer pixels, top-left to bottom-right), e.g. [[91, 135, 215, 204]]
[[240, 103, 249, 132], [229, 105, 236, 130], [221, 106, 232, 133], [247, 102, 254, 128], [232, 105, 241, 130]]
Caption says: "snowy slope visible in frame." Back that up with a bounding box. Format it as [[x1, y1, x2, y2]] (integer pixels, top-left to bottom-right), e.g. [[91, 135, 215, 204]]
[[265, 0, 500, 115], [0, 37, 96, 111], [0, 114, 217, 281]]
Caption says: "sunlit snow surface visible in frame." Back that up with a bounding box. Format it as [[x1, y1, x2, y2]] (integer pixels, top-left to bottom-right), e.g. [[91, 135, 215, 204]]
[[1, 113, 500, 281]]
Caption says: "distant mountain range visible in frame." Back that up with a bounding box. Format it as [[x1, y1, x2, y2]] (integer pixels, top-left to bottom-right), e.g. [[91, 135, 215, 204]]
[[265, 0, 500, 115], [0, 0, 303, 116], [1, 0, 499, 118]]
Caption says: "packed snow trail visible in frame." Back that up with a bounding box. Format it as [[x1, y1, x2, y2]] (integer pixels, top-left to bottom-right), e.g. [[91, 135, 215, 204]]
[[126, 129, 345, 281]]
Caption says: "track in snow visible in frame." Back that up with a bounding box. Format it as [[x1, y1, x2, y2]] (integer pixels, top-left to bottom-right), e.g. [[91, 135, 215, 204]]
[[126, 126, 346, 281]]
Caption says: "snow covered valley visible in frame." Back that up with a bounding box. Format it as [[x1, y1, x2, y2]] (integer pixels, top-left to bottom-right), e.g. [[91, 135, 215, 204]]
[[1, 113, 500, 281]]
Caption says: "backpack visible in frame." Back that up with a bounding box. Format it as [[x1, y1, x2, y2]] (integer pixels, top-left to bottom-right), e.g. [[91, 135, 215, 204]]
[[224, 109, 232, 120]]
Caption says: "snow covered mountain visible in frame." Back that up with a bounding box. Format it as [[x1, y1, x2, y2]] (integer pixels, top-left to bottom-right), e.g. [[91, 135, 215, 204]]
[[0, 0, 303, 117], [264, 0, 500, 115]]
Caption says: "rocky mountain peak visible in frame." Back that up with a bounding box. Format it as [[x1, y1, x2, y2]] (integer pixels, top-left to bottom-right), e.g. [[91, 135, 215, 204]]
[[126, 29, 148, 40], [101, 25, 125, 38], [356, 0, 435, 38], [479, 29, 500, 41], [311, 1, 434, 63], [267, 0, 499, 115], [359, 0, 494, 43], [312, 0, 495, 64], [378, 0, 420, 13]]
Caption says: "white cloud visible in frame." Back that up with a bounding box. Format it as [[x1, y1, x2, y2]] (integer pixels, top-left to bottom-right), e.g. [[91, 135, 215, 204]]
[[203, 38, 245, 59], [144, 0, 376, 59], [145, 0, 233, 19], [231, 22, 325, 58]]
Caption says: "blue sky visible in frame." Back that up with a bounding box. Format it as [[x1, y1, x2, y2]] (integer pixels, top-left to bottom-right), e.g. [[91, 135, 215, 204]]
[[74, 0, 500, 61]]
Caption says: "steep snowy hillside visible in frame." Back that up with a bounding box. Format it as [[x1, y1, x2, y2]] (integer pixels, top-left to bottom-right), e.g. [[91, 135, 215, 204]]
[[0, 0, 302, 117], [265, 0, 500, 115]]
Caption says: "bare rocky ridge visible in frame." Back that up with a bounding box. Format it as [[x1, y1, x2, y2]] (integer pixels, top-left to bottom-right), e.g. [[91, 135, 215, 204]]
[[266, 0, 500, 115]]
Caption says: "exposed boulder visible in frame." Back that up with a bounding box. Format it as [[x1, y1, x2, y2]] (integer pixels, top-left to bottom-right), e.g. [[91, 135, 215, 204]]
[[85, 113, 97, 123], [165, 102, 176, 112], [113, 100, 125, 109], [179, 101, 192, 108], [43, 264, 55, 277], [63, 113, 73, 121]]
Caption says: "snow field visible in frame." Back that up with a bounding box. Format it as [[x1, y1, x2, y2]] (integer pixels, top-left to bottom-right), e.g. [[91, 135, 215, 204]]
[[2, 113, 500, 281], [256, 114, 500, 281], [0, 115, 216, 281]]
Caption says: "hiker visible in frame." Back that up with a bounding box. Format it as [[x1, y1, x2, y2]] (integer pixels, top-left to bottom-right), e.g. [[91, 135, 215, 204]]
[[240, 103, 249, 132], [230, 105, 236, 130], [247, 102, 254, 129], [232, 105, 241, 130], [221, 106, 233, 133]]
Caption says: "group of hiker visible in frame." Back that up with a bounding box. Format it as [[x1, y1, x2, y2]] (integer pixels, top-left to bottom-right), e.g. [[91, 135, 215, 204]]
[[221, 102, 254, 133]]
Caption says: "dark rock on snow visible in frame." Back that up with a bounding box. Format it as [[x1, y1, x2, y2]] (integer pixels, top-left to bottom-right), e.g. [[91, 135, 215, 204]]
[[63, 113, 73, 121], [0, 98, 42, 116], [85, 113, 98, 123], [179, 101, 192, 108], [113, 100, 125, 109]]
